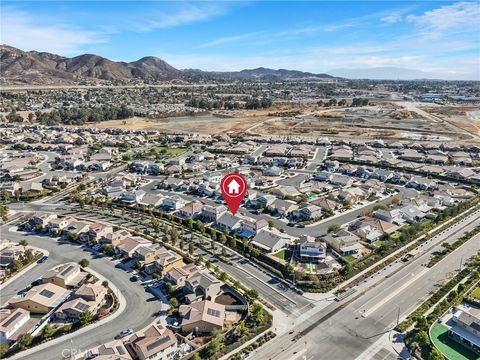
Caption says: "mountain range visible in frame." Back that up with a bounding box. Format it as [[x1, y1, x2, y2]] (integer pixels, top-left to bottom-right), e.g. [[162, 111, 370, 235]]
[[0, 45, 334, 85]]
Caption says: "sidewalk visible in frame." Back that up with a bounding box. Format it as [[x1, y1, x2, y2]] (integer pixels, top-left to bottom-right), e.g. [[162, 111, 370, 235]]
[[341, 207, 480, 290], [0, 245, 49, 292]]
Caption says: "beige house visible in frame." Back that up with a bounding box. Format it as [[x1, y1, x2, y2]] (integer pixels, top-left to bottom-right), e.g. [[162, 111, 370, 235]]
[[128, 324, 177, 360], [183, 272, 222, 304], [179, 300, 226, 334], [164, 263, 198, 289], [9, 283, 70, 314], [0, 308, 30, 343], [42, 263, 87, 289]]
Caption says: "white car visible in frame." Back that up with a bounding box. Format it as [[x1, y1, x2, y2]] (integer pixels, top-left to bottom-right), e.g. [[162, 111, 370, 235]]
[[120, 328, 133, 337]]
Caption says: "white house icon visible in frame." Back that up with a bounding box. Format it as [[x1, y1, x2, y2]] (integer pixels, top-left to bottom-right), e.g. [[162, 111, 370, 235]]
[[227, 179, 241, 194]]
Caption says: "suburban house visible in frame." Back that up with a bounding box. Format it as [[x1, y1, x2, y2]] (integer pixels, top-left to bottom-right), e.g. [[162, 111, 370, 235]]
[[162, 195, 187, 211], [237, 218, 268, 238], [177, 201, 204, 219], [42, 263, 87, 289], [298, 235, 327, 263], [324, 230, 362, 256], [82, 223, 114, 243], [448, 306, 480, 355], [0, 308, 30, 343], [201, 205, 227, 222], [164, 263, 198, 289], [0, 244, 26, 268], [46, 216, 76, 235], [183, 271, 222, 304], [128, 324, 178, 360], [179, 300, 226, 334], [267, 198, 298, 216], [116, 237, 152, 258], [87, 340, 133, 360], [9, 283, 71, 314], [251, 228, 290, 253], [216, 213, 242, 232], [132, 245, 159, 267], [101, 229, 130, 247], [145, 249, 184, 276], [351, 217, 399, 242]]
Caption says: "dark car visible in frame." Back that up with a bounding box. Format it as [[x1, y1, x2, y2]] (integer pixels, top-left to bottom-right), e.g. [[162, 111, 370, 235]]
[[31, 279, 43, 287], [37, 255, 48, 263]]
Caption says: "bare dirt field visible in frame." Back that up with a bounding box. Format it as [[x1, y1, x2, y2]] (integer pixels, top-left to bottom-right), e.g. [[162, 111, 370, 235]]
[[420, 105, 480, 139], [248, 102, 478, 142]]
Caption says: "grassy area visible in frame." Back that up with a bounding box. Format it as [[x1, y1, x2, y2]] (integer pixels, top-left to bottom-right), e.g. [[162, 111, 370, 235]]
[[471, 287, 480, 301], [309, 263, 318, 273], [374, 240, 388, 247], [272, 249, 286, 260], [150, 146, 187, 157], [430, 324, 479, 360], [344, 255, 356, 263]]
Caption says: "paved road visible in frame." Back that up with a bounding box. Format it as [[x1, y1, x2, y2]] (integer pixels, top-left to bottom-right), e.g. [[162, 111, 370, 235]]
[[251, 215, 480, 360], [55, 206, 312, 315], [1, 226, 162, 360], [135, 184, 398, 238]]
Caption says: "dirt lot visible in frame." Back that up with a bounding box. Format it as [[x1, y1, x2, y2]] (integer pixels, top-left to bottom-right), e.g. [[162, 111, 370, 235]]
[[420, 105, 480, 139]]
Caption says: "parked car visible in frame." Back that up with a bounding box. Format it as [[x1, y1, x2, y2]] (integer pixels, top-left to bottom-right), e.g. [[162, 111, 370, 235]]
[[31, 278, 43, 287], [37, 255, 48, 263], [130, 275, 139, 282], [119, 328, 133, 337]]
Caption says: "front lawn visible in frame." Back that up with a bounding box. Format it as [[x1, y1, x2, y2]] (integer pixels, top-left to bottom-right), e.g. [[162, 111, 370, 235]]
[[272, 249, 286, 260], [430, 323, 479, 360], [471, 287, 480, 301], [344, 255, 356, 263], [151, 146, 186, 157]]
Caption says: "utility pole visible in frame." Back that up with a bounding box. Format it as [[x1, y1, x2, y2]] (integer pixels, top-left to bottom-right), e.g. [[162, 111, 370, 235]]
[[397, 305, 401, 325], [459, 256, 463, 272]]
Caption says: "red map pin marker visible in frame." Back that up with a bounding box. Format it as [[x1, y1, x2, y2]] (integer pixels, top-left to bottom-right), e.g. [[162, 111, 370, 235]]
[[221, 173, 248, 215]]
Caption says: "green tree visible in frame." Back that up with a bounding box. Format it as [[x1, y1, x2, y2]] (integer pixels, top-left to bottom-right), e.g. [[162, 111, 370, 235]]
[[79, 310, 93, 325], [220, 272, 228, 282], [428, 347, 444, 360], [328, 224, 341, 233], [169, 297, 179, 308], [207, 338, 222, 357], [19, 239, 28, 247], [0, 343, 8, 357], [79, 258, 90, 268], [102, 280, 109, 288], [268, 220, 274, 228], [17, 333, 33, 349], [11, 259, 22, 272], [188, 242, 194, 254], [41, 323, 55, 339], [245, 289, 259, 301], [251, 303, 264, 324], [235, 321, 249, 338], [191, 353, 201, 360], [414, 330, 430, 347]]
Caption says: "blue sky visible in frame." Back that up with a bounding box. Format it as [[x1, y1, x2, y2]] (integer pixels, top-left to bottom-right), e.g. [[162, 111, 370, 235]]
[[1, 1, 479, 79]]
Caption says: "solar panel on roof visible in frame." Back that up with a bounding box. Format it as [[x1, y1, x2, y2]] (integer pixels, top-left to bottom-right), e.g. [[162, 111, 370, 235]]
[[146, 337, 170, 351], [60, 265, 74, 277], [74, 303, 90, 311], [2, 312, 22, 328], [207, 308, 221, 318], [40, 289, 55, 298]]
